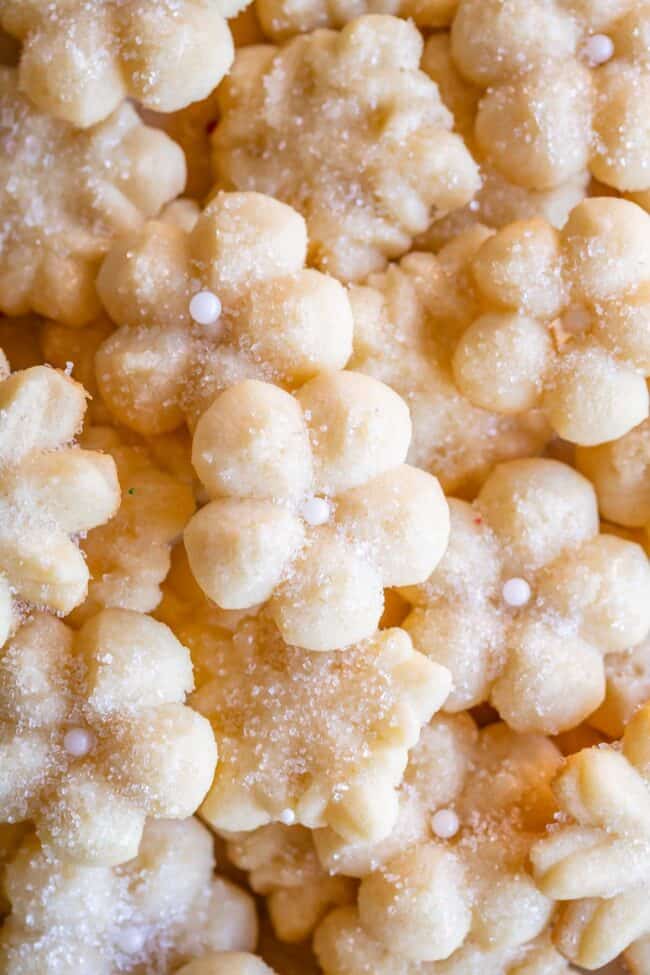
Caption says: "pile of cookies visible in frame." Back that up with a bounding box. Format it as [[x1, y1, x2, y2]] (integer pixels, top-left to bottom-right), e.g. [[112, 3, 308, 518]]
[[1, 1, 650, 973]]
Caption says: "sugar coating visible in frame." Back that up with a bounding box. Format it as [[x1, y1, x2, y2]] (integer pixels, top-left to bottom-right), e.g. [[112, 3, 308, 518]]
[[348, 235, 551, 498], [451, 0, 650, 196], [315, 715, 561, 975], [183, 371, 450, 651], [0, 363, 120, 646], [191, 613, 451, 841], [314, 721, 561, 966], [64, 427, 196, 626], [0, 69, 185, 327], [589, 635, 650, 738], [255, 0, 457, 40], [418, 32, 590, 249], [400, 458, 650, 734], [315, 919, 572, 975], [576, 417, 650, 527], [531, 703, 650, 969], [314, 714, 476, 879], [0, 609, 217, 865], [39, 317, 116, 426], [0, 0, 247, 128], [0, 818, 258, 974], [95, 191, 354, 436], [444, 198, 650, 446], [211, 16, 480, 282], [220, 825, 356, 942]]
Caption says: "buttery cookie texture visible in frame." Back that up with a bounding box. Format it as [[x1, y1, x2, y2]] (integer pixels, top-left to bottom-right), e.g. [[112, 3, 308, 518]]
[[0, 0, 245, 126], [2, 2, 650, 974], [0, 68, 185, 325]]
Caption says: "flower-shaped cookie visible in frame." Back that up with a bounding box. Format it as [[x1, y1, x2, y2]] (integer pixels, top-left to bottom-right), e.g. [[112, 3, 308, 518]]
[[0, 68, 185, 327], [451, 0, 650, 196], [531, 703, 650, 969], [0, 0, 247, 128], [314, 713, 476, 879], [184, 371, 450, 651], [315, 722, 561, 966], [0, 818, 257, 975], [447, 198, 650, 446], [417, 32, 591, 249], [0, 609, 217, 864], [191, 614, 452, 841], [211, 15, 480, 282], [401, 457, 650, 734], [315, 918, 572, 975], [68, 427, 196, 625], [349, 234, 551, 497], [0, 363, 120, 645], [576, 418, 650, 529], [254, 0, 457, 40], [221, 825, 356, 942], [95, 191, 353, 436], [589, 636, 650, 738]]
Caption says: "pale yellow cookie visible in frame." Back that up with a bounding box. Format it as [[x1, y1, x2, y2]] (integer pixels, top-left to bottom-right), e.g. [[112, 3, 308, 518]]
[[212, 16, 480, 282], [627, 935, 650, 975], [183, 371, 449, 651], [255, 0, 457, 40], [95, 191, 353, 435], [349, 237, 551, 497], [177, 956, 277, 975], [400, 458, 650, 734], [154, 544, 258, 687], [39, 317, 115, 426], [418, 32, 590, 249], [314, 713, 476, 878], [0, 0, 247, 128], [142, 92, 221, 201], [0, 818, 257, 974], [191, 613, 451, 841], [221, 825, 356, 942], [531, 704, 650, 969], [0, 363, 120, 644], [315, 918, 572, 975], [0, 610, 217, 864], [589, 636, 650, 738], [65, 427, 196, 625], [576, 417, 650, 527], [315, 721, 560, 966], [446, 198, 650, 447], [451, 0, 650, 196], [0, 69, 185, 327]]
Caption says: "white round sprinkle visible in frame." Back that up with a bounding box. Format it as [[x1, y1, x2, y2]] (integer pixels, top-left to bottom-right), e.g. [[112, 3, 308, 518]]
[[583, 34, 614, 66], [279, 808, 296, 826], [300, 496, 331, 526], [189, 290, 222, 326], [116, 926, 146, 954], [63, 727, 95, 758], [431, 809, 459, 839], [502, 577, 532, 608]]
